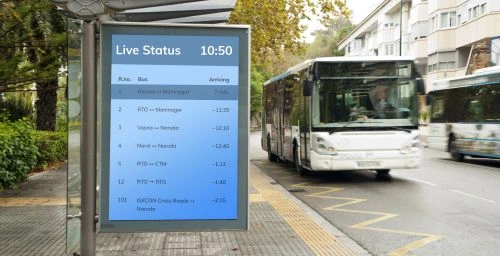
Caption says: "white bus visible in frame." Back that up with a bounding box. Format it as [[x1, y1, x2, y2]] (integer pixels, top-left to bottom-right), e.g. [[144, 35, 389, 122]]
[[427, 66, 500, 161], [261, 56, 424, 176]]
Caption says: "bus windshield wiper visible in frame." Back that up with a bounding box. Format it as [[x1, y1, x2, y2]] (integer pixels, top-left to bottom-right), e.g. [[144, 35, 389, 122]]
[[384, 126, 412, 133], [338, 113, 381, 128], [328, 120, 381, 134]]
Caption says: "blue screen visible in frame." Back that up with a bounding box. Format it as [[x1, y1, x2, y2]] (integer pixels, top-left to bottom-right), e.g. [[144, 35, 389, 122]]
[[108, 34, 239, 220]]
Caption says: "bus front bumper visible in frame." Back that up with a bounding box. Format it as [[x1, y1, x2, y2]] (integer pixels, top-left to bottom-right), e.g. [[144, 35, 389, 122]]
[[309, 150, 421, 171]]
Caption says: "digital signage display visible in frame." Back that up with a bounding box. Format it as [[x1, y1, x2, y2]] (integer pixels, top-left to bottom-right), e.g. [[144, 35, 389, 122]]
[[99, 22, 249, 232]]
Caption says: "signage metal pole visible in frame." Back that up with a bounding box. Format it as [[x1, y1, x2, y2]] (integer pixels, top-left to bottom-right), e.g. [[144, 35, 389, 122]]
[[80, 20, 97, 256], [400, 0, 403, 56]]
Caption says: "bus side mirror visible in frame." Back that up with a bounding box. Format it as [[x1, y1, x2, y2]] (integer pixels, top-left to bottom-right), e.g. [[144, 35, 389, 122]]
[[416, 79, 425, 95], [415, 71, 425, 95], [426, 94, 432, 106], [303, 80, 312, 96]]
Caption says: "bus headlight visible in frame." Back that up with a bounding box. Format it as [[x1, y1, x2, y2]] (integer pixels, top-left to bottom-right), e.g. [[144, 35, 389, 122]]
[[411, 135, 420, 148], [400, 135, 419, 154], [312, 134, 337, 155]]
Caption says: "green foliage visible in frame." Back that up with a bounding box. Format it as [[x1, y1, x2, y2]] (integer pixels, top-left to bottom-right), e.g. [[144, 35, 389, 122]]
[[420, 111, 429, 122], [250, 67, 269, 115], [34, 130, 67, 168], [56, 85, 68, 132], [0, 92, 35, 122], [1, 0, 66, 89], [229, 0, 349, 68], [1, 0, 67, 131], [0, 119, 67, 188], [305, 17, 354, 59], [0, 120, 39, 189], [229, 1, 350, 122]]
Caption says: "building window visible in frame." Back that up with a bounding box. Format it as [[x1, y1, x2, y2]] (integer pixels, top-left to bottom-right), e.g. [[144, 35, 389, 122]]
[[440, 11, 456, 28], [492, 37, 500, 66], [354, 38, 365, 50], [384, 43, 395, 56], [480, 3, 487, 15], [428, 53, 437, 72], [430, 15, 437, 31], [428, 51, 456, 72], [439, 61, 455, 70], [468, 3, 487, 21], [411, 20, 429, 40], [438, 51, 456, 70]]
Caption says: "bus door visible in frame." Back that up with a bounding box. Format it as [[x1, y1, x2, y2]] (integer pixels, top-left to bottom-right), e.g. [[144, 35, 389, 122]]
[[276, 81, 285, 158], [282, 77, 296, 161], [271, 84, 279, 154], [301, 80, 311, 168], [263, 83, 278, 154], [261, 85, 270, 150]]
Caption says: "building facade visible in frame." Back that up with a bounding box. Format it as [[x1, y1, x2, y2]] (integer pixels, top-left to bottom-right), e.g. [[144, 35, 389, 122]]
[[338, 0, 500, 92]]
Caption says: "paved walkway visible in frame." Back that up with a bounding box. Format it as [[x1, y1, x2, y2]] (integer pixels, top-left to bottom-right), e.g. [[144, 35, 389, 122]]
[[0, 162, 370, 256]]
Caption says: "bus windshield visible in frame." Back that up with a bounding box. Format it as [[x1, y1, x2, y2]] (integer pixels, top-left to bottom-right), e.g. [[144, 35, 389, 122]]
[[312, 62, 419, 129]]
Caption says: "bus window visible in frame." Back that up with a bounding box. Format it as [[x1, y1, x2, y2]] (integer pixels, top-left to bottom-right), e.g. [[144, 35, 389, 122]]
[[317, 81, 352, 123], [483, 85, 500, 122], [465, 99, 483, 122], [265, 85, 274, 124], [283, 79, 295, 126], [430, 97, 445, 122]]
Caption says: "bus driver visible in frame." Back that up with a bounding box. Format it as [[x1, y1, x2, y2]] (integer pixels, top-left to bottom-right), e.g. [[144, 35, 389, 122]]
[[372, 85, 394, 111]]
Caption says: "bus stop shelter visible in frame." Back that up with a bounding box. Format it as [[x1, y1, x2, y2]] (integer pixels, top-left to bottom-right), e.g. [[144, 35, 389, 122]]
[[56, 1, 237, 255]]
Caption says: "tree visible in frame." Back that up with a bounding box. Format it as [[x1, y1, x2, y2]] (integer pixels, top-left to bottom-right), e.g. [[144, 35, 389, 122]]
[[250, 66, 266, 115], [229, 0, 349, 69], [0, 0, 67, 131], [229, 0, 350, 121], [305, 16, 354, 58], [28, 2, 67, 131]]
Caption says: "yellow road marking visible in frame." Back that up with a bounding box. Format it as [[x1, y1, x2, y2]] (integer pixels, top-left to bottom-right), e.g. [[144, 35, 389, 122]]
[[250, 165, 357, 256], [289, 181, 443, 256], [388, 235, 442, 256]]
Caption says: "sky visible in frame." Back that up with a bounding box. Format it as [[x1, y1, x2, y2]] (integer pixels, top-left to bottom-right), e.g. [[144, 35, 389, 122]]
[[303, 0, 383, 42], [347, 0, 383, 24]]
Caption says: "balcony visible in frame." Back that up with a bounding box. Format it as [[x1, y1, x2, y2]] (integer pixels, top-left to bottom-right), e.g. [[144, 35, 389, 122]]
[[378, 26, 400, 44], [409, 38, 427, 59], [427, 28, 456, 54], [428, 0, 456, 13], [456, 13, 500, 47], [409, 1, 429, 25]]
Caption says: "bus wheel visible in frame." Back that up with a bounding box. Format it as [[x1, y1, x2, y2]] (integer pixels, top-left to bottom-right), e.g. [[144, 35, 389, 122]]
[[294, 145, 309, 176], [267, 136, 278, 162], [449, 138, 464, 162], [376, 169, 390, 175]]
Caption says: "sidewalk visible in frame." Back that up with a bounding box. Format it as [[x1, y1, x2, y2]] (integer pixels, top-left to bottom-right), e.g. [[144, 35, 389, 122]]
[[0, 162, 370, 256]]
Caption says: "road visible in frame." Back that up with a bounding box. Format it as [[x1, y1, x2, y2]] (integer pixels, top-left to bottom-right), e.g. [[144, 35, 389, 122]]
[[249, 131, 500, 256]]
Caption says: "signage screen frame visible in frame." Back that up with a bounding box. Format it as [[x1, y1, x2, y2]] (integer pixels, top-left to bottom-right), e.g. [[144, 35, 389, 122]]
[[99, 22, 249, 232]]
